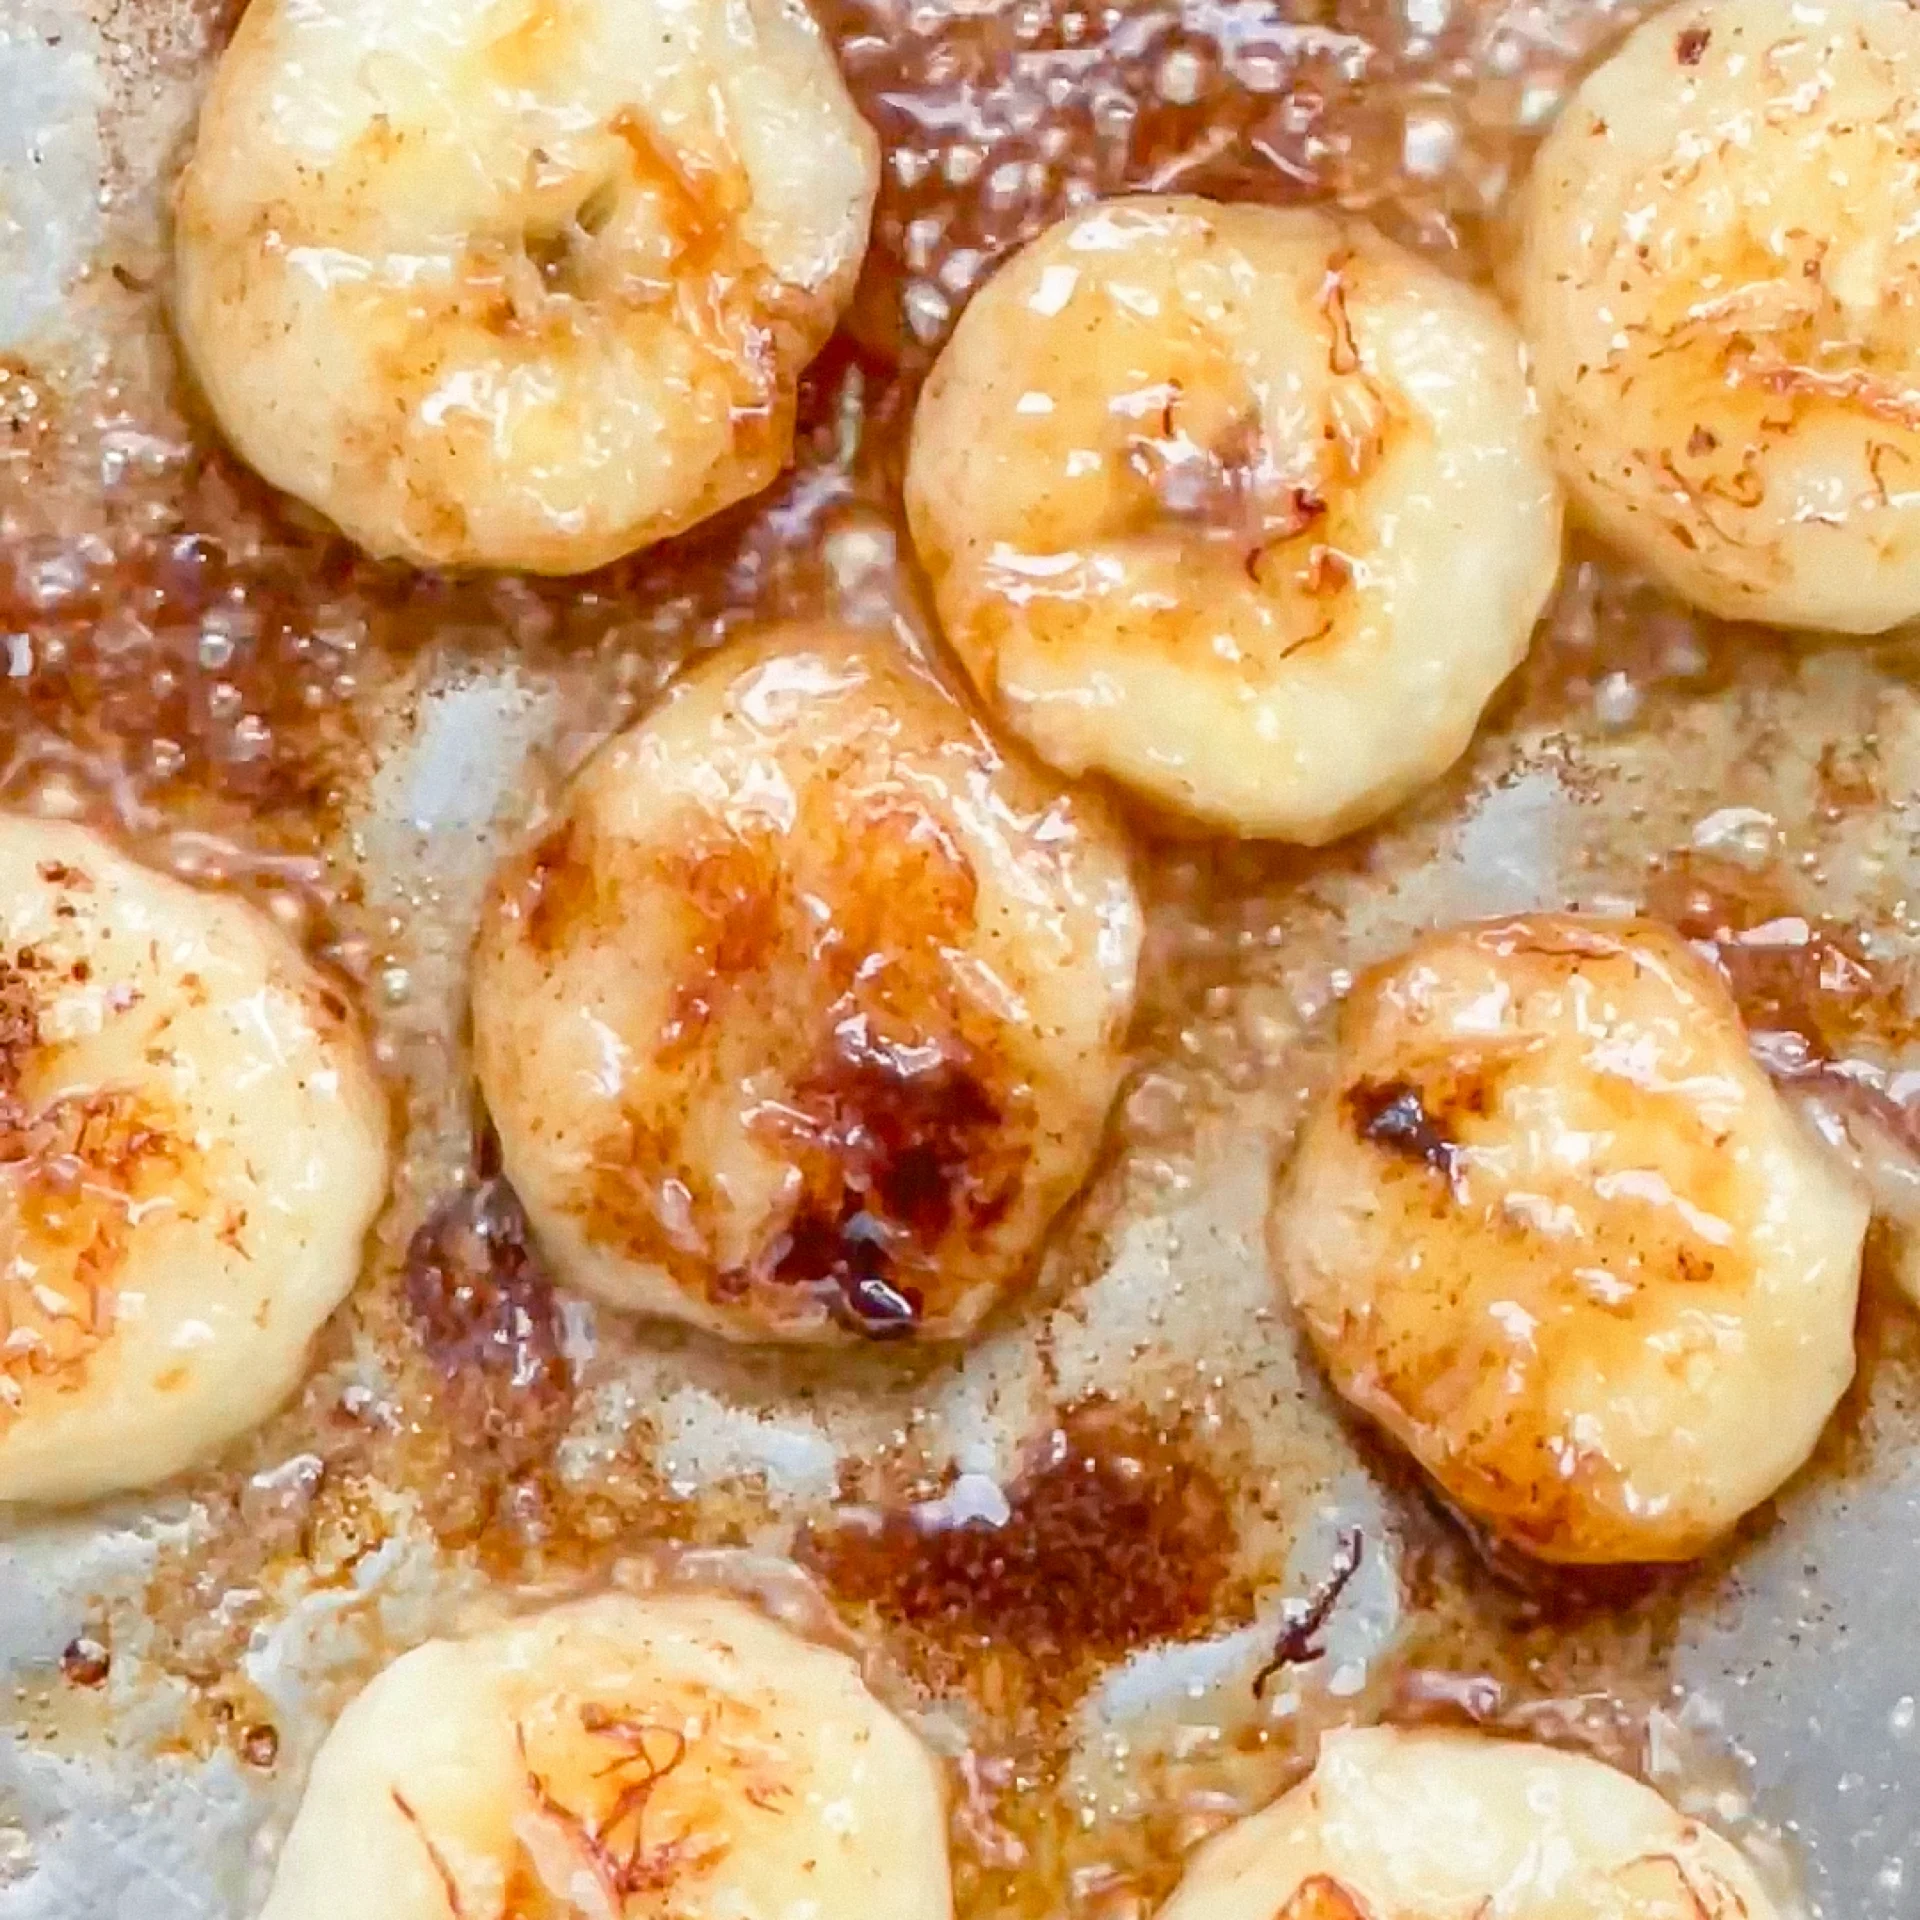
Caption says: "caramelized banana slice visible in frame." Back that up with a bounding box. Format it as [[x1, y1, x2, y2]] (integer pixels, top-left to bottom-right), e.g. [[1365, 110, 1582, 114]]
[[1520, 0, 1920, 631], [472, 629, 1141, 1344], [174, 0, 877, 571], [258, 1592, 953, 1920], [0, 818, 387, 1505], [1273, 915, 1865, 1564], [1155, 1726, 1779, 1920], [905, 196, 1563, 842]]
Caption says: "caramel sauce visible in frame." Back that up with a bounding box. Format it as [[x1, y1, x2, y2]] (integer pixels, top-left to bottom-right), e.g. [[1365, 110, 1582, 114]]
[[802, 1402, 1241, 1708], [2, 0, 1912, 1914]]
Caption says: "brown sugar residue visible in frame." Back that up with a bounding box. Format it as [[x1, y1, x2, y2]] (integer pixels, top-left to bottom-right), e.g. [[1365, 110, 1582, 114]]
[[1644, 853, 1904, 1066], [0, 950, 191, 1425], [801, 1402, 1238, 1702], [396, 1172, 576, 1547], [563, 772, 1035, 1337]]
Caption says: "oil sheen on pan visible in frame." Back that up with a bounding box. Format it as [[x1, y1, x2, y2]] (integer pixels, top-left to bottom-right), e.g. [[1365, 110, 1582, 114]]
[[1, 0, 1919, 1916]]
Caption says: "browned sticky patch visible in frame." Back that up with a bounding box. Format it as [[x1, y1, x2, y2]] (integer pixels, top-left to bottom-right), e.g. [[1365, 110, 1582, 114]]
[[802, 1403, 1237, 1701], [569, 777, 1036, 1338], [466, 1703, 743, 1918], [1645, 854, 1886, 1064], [1675, 24, 1711, 63], [397, 1173, 575, 1547], [1277, 1876, 1375, 1920], [483, 0, 567, 86], [0, 952, 190, 1426], [1295, 919, 1777, 1563]]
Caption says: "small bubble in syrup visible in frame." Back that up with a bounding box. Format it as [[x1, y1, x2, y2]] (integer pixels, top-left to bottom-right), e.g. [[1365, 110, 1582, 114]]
[[1892, 1693, 1916, 1736], [903, 214, 946, 273], [1592, 669, 1642, 729], [1403, 112, 1459, 177], [1155, 48, 1205, 105], [1231, 51, 1287, 93], [1517, 80, 1567, 128], [379, 964, 412, 1006], [905, 282, 953, 344]]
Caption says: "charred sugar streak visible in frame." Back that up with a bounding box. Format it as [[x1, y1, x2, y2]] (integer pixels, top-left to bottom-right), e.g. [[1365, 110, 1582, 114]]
[[1345, 1076, 1458, 1177]]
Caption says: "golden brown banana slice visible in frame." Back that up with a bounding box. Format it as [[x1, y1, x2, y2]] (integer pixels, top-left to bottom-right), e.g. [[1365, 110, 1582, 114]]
[[1273, 914, 1866, 1563], [906, 195, 1563, 842], [472, 628, 1142, 1343], [0, 817, 387, 1504], [258, 1591, 953, 1920], [1155, 1726, 1779, 1920], [1520, 0, 1920, 631], [174, 0, 878, 571]]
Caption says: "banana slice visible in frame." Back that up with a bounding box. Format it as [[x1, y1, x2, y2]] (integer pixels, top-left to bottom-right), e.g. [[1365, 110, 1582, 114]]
[[1519, 0, 1920, 632], [1273, 914, 1866, 1564], [173, 0, 877, 572], [471, 627, 1141, 1345], [0, 817, 387, 1505], [258, 1591, 952, 1920], [903, 195, 1564, 843], [1154, 1725, 1779, 1920]]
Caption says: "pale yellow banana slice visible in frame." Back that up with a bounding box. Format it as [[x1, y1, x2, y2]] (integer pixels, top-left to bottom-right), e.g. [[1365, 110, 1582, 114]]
[[1273, 914, 1865, 1564], [174, 0, 877, 572], [471, 627, 1141, 1344], [258, 1591, 953, 1920], [0, 817, 387, 1505], [1519, 0, 1920, 631], [905, 195, 1564, 843], [1155, 1726, 1779, 1920]]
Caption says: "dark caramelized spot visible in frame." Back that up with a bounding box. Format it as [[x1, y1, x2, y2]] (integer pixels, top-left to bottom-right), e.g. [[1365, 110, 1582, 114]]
[[758, 1028, 1007, 1337], [1675, 24, 1710, 63], [802, 1404, 1235, 1694], [399, 1175, 575, 1541], [0, 952, 190, 1421], [569, 771, 1043, 1334], [1345, 1076, 1456, 1176], [60, 1635, 111, 1687]]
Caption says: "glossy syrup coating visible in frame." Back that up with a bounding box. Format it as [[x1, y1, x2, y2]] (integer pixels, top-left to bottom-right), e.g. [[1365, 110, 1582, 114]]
[[258, 1592, 953, 1920], [1519, 0, 1920, 632], [905, 195, 1563, 843], [1273, 913, 1867, 1564], [0, 817, 388, 1506], [1153, 1726, 1780, 1920], [472, 627, 1142, 1344], [172, 0, 879, 572]]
